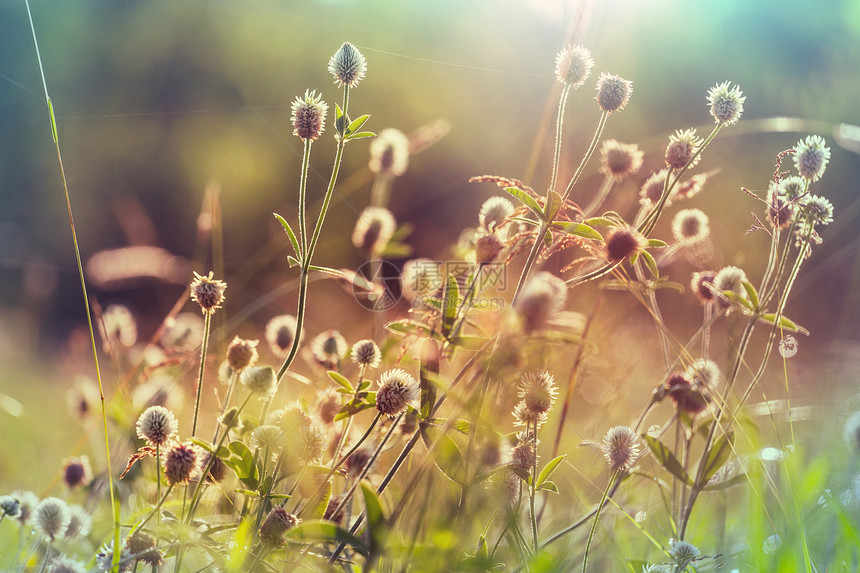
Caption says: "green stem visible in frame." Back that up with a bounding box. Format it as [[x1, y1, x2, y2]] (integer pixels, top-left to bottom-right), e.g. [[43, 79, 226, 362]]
[[560, 111, 609, 203], [582, 470, 618, 573], [298, 138, 311, 257], [191, 311, 212, 437], [549, 84, 571, 194], [24, 2, 121, 569]]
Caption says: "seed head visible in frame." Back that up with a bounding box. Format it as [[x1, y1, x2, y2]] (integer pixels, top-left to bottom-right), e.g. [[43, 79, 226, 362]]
[[601, 425, 640, 472], [605, 228, 645, 261], [226, 336, 259, 371], [136, 405, 178, 446], [240, 365, 277, 398], [265, 314, 299, 358], [793, 135, 830, 181], [517, 371, 558, 416], [291, 89, 328, 140], [189, 271, 226, 314], [351, 339, 382, 368], [685, 358, 721, 389], [595, 73, 633, 113], [48, 556, 87, 573], [260, 506, 300, 547], [218, 406, 243, 430], [664, 372, 707, 415], [778, 175, 806, 200], [11, 490, 38, 525], [674, 171, 712, 200], [513, 400, 548, 429], [554, 44, 594, 88], [328, 42, 367, 88], [163, 442, 201, 486], [353, 206, 396, 253], [0, 496, 20, 518], [317, 390, 342, 425], [474, 233, 505, 264], [96, 540, 132, 572], [713, 265, 748, 309], [479, 196, 515, 232], [126, 530, 163, 567], [671, 208, 710, 243], [515, 271, 567, 332], [376, 368, 419, 417], [600, 140, 644, 180], [63, 505, 91, 539], [61, 456, 93, 489], [767, 182, 795, 230], [100, 304, 137, 352], [706, 81, 745, 125], [690, 270, 716, 305], [369, 128, 410, 176], [34, 497, 71, 541], [310, 330, 348, 370], [251, 425, 285, 452], [669, 539, 701, 568], [640, 169, 671, 208], [797, 194, 834, 227], [665, 128, 703, 171], [300, 423, 327, 463], [510, 439, 537, 471]]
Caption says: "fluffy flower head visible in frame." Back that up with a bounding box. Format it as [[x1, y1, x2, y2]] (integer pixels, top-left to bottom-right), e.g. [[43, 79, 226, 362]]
[[601, 425, 640, 472], [328, 42, 367, 88], [706, 81, 745, 125], [793, 135, 830, 181], [291, 89, 327, 140], [136, 405, 178, 446], [554, 44, 594, 88]]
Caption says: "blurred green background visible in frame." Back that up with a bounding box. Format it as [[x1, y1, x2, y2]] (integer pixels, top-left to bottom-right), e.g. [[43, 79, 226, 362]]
[[1, 0, 859, 490]]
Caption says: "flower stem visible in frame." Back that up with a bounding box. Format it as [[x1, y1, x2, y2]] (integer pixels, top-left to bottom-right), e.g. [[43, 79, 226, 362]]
[[191, 311, 212, 437]]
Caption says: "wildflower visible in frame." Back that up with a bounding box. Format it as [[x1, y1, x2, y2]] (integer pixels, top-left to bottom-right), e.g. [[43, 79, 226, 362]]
[[310, 330, 349, 370], [11, 490, 38, 525], [352, 206, 396, 253], [96, 540, 132, 572], [515, 271, 567, 332], [843, 411, 860, 453], [518, 371, 558, 416], [63, 505, 91, 539], [706, 81, 745, 125], [163, 442, 201, 485], [640, 169, 671, 208], [291, 89, 328, 141], [67, 378, 100, 422], [328, 42, 367, 88], [34, 497, 70, 541], [100, 304, 137, 352], [161, 311, 204, 350], [218, 406, 243, 430], [674, 171, 712, 200], [685, 358, 720, 389], [778, 175, 806, 200], [664, 372, 708, 415], [797, 194, 834, 227], [793, 135, 830, 181], [189, 271, 226, 314], [251, 425, 284, 452], [265, 314, 299, 358], [665, 128, 702, 171], [671, 208, 710, 243], [369, 128, 410, 176], [690, 270, 716, 305], [299, 423, 327, 463], [668, 539, 701, 569], [61, 456, 93, 489], [135, 405, 178, 446], [376, 368, 419, 417], [0, 496, 20, 518], [600, 140, 644, 180], [351, 339, 382, 368], [48, 557, 87, 573], [554, 44, 594, 88], [275, 402, 313, 432], [595, 73, 633, 113], [201, 452, 227, 483], [767, 182, 794, 230], [226, 336, 259, 371], [605, 228, 645, 261], [260, 506, 300, 547], [317, 390, 342, 425], [478, 196, 515, 232], [474, 232, 505, 264], [510, 438, 537, 471], [126, 530, 163, 567], [763, 534, 781, 554], [240, 365, 277, 398], [713, 265, 748, 309], [602, 426, 640, 472], [513, 400, 548, 428]]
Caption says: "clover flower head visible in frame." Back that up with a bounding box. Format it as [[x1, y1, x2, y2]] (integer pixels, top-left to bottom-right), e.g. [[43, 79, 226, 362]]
[[706, 81, 745, 125], [291, 89, 328, 140], [328, 42, 367, 88], [793, 135, 830, 181], [554, 44, 594, 88]]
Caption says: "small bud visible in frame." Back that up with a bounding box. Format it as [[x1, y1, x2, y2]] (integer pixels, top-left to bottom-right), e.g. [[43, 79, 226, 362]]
[[554, 44, 594, 88], [665, 128, 702, 171], [793, 135, 830, 181], [218, 406, 243, 430], [163, 442, 201, 486], [671, 208, 710, 243], [328, 42, 367, 88], [604, 228, 645, 261], [226, 336, 259, 371], [595, 73, 633, 113], [189, 271, 226, 314], [369, 128, 410, 176], [240, 365, 277, 398], [351, 339, 382, 369], [0, 496, 20, 518], [291, 89, 328, 141], [600, 140, 643, 180], [706, 81, 745, 126], [376, 368, 419, 418]]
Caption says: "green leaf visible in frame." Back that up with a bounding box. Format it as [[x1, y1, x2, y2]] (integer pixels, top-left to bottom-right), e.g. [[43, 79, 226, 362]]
[[191, 438, 214, 453], [538, 480, 559, 494], [273, 213, 302, 260], [758, 313, 809, 335], [47, 96, 58, 143], [544, 190, 563, 221], [226, 518, 252, 572], [584, 217, 618, 228], [552, 221, 603, 241], [307, 264, 347, 277], [646, 238, 668, 248], [441, 274, 460, 337], [741, 279, 760, 310], [643, 435, 693, 485], [223, 441, 258, 489], [448, 335, 486, 350], [361, 481, 388, 552], [347, 131, 376, 139], [535, 455, 566, 489], [508, 216, 540, 227], [327, 370, 354, 393], [385, 319, 434, 338], [699, 431, 734, 486], [287, 520, 369, 557], [334, 393, 377, 421], [702, 473, 747, 491], [722, 290, 755, 311], [420, 339, 440, 419], [504, 186, 544, 219], [345, 114, 370, 136], [639, 250, 659, 279], [309, 480, 332, 519], [287, 255, 301, 268], [379, 241, 413, 258]]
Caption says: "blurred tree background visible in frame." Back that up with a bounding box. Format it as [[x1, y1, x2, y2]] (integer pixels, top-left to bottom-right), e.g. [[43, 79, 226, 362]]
[[1, 0, 859, 486]]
